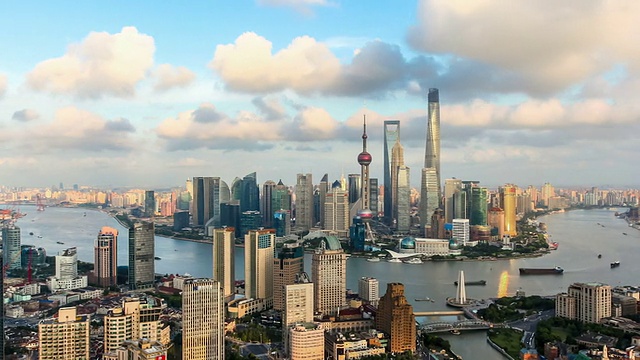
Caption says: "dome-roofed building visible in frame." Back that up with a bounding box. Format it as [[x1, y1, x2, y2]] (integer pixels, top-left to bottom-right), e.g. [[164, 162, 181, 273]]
[[399, 237, 416, 253]]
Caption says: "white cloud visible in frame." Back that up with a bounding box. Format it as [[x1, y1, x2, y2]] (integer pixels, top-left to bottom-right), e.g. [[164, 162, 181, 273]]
[[27, 26, 155, 98], [211, 32, 341, 94], [408, 0, 640, 94], [153, 64, 196, 92]]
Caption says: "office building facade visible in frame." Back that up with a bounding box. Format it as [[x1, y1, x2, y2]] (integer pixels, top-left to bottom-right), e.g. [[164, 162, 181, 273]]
[[273, 243, 305, 311], [359, 277, 379, 306], [245, 229, 275, 304], [375, 283, 416, 354], [2, 225, 21, 271], [500, 184, 518, 237], [556, 282, 612, 324], [383, 120, 400, 225], [312, 236, 347, 315], [424, 88, 442, 207], [182, 278, 224, 360], [192, 177, 230, 227], [324, 181, 350, 233], [295, 173, 314, 230], [128, 221, 155, 290], [39, 307, 90, 360], [95, 226, 118, 287], [213, 227, 235, 301]]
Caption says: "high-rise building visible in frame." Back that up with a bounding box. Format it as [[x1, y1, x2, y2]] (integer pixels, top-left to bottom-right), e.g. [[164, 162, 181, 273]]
[[391, 137, 404, 225], [370, 178, 379, 216], [182, 278, 224, 360], [452, 218, 470, 246], [347, 173, 361, 206], [556, 282, 612, 324], [312, 236, 347, 315], [470, 187, 489, 226], [2, 225, 21, 271], [192, 177, 230, 227], [500, 184, 517, 237], [273, 210, 291, 237], [104, 296, 169, 353], [541, 182, 555, 207], [283, 273, 314, 355], [47, 247, 88, 291], [262, 180, 276, 227], [444, 178, 463, 223], [318, 173, 329, 228], [396, 165, 411, 232], [289, 323, 325, 360], [245, 229, 275, 304], [220, 202, 240, 238], [241, 172, 260, 213], [375, 283, 416, 354], [39, 307, 90, 360], [324, 180, 350, 233], [359, 277, 379, 307], [144, 190, 155, 217], [295, 173, 314, 230], [213, 227, 235, 301], [240, 210, 262, 237], [424, 88, 442, 206], [383, 120, 400, 226], [272, 242, 304, 311], [95, 226, 118, 287], [128, 221, 155, 290], [272, 180, 291, 213], [420, 167, 440, 232]]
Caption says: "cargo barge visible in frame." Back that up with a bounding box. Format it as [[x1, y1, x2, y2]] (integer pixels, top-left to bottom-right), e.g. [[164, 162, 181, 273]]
[[453, 280, 487, 286], [519, 266, 564, 275]]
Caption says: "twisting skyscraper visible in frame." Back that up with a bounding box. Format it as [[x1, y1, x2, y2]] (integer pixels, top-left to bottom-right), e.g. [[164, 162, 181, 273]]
[[383, 120, 400, 226], [420, 88, 442, 232]]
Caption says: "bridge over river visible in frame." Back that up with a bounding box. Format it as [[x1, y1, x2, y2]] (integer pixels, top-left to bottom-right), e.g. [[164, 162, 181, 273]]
[[419, 319, 494, 334]]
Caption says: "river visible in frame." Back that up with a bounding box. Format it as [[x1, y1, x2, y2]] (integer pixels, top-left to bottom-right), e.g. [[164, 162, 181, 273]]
[[14, 206, 639, 359]]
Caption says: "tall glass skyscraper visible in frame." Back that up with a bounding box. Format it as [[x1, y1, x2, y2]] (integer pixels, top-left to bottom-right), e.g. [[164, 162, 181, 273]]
[[420, 88, 442, 232], [128, 221, 155, 290], [383, 120, 400, 226], [2, 225, 21, 271]]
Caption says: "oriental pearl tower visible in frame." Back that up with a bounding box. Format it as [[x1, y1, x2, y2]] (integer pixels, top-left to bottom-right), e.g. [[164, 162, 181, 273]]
[[357, 116, 373, 223]]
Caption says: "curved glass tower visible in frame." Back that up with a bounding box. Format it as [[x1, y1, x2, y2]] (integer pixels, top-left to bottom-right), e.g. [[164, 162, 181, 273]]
[[425, 88, 441, 199]]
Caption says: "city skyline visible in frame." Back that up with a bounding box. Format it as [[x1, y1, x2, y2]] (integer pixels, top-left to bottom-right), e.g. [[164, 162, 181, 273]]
[[1, 1, 640, 188]]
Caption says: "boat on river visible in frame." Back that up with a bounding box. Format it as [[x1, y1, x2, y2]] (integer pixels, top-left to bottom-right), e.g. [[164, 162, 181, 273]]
[[154, 257, 162, 260], [454, 280, 487, 286], [415, 297, 435, 302], [387, 258, 402, 263], [404, 257, 423, 264], [611, 261, 620, 268], [519, 266, 564, 275], [366, 257, 380, 262]]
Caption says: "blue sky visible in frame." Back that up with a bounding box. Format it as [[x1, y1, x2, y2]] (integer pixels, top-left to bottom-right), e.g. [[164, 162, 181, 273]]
[[1, 0, 639, 189]]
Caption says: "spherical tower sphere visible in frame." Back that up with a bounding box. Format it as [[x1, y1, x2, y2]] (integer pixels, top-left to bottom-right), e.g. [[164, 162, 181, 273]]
[[400, 237, 416, 250], [358, 152, 372, 165], [357, 209, 374, 222]]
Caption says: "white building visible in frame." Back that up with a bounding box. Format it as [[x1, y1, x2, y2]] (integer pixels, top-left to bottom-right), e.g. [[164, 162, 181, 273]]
[[358, 277, 379, 307], [452, 219, 470, 246], [414, 238, 451, 256]]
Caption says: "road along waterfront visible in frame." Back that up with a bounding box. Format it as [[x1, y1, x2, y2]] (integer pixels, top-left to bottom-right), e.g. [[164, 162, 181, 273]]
[[16, 206, 639, 358]]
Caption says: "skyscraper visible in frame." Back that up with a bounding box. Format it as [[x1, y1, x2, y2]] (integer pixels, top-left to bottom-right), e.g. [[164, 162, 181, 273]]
[[396, 165, 411, 232], [2, 225, 21, 271], [39, 307, 90, 360], [444, 178, 463, 223], [358, 277, 379, 307], [192, 177, 230, 227], [420, 167, 440, 232], [241, 172, 260, 213], [273, 243, 305, 311], [312, 236, 347, 315], [128, 221, 155, 290], [424, 88, 442, 202], [273, 210, 291, 237], [213, 227, 235, 301], [261, 180, 276, 227], [347, 173, 361, 206], [144, 190, 155, 218], [283, 273, 314, 356], [391, 137, 404, 225], [556, 282, 612, 324], [383, 120, 400, 225], [500, 184, 517, 237], [182, 278, 224, 360], [245, 229, 275, 304], [318, 173, 329, 228], [324, 180, 350, 233], [272, 180, 291, 213], [470, 187, 489, 226], [104, 295, 169, 353], [375, 283, 416, 354], [295, 173, 314, 230], [95, 226, 118, 287]]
